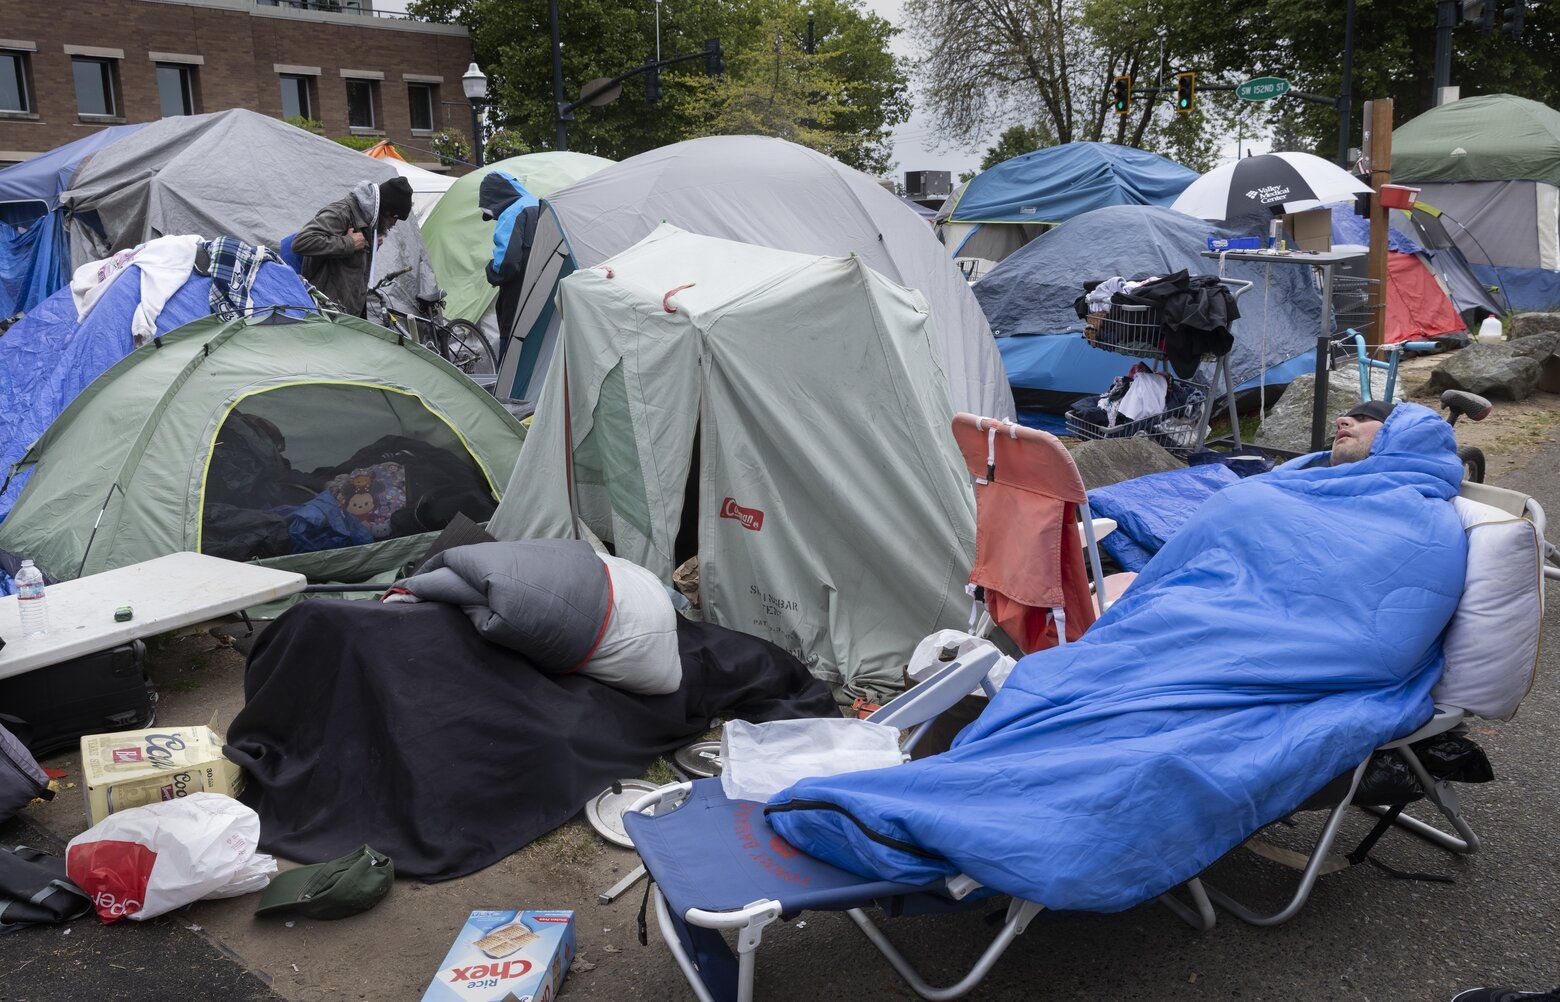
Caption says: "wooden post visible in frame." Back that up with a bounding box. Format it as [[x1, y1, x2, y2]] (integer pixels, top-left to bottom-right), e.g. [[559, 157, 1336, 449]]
[[1365, 97, 1393, 350]]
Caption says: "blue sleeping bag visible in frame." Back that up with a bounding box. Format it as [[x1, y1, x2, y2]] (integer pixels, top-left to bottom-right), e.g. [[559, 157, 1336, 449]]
[[1088, 464, 1240, 571], [768, 403, 1468, 912]]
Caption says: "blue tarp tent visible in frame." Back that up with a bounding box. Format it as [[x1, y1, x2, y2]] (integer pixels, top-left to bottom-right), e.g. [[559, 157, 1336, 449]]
[[937, 143, 1197, 263], [0, 125, 147, 319], [977, 204, 1323, 413], [0, 258, 310, 520]]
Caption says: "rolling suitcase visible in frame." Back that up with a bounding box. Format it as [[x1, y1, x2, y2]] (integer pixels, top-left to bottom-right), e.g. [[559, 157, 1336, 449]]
[[0, 642, 156, 758]]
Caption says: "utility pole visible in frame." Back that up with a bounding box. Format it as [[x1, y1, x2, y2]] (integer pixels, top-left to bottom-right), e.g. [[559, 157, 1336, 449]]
[[1337, 0, 1356, 166], [550, 0, 569, 150], [1364, 98, 1393, 351], [1433, 0, 1457, 98]]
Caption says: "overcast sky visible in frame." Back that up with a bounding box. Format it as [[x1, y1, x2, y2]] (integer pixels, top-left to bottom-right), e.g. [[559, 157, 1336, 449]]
[[376, 0, 1261, 180]]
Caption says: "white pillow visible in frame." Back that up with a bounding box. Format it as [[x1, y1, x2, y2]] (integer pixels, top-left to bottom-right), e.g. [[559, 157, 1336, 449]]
[[1434, 497, 1545, 720], [585, 555, 683, 696]]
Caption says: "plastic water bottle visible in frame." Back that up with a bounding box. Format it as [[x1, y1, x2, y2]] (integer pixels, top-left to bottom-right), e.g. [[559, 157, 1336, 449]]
[[1476, 316, 1504, 344], [15, 559, 47, 637]]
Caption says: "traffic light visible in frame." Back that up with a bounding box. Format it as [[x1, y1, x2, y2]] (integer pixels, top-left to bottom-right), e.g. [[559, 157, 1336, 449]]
[[1175, 71, 1196, 114], [704, 38, 725, 77], [1501, 1, 1523, 37], [1112, 76, 1132, 117], [645, 58, 662, 103]]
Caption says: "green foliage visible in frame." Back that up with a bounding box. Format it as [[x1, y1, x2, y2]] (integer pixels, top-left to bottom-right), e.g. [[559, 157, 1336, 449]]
[[431, 128, 472, 166], [1159, 0, 1558, 154], [409, 0, 908, 172], [980, 124, 1047, 170], [282, 115, 325, 135], [333, 135, 380, 151]]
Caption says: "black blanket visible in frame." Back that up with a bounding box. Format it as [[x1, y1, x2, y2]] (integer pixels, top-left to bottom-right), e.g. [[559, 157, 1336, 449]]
[[225, 600, 838, 880]]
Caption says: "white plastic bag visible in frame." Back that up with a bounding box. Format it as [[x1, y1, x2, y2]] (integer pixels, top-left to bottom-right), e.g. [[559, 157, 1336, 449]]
[[66, 792, 276, 923], [907, 630, 1016, 694], [719, 718, 905, 803]]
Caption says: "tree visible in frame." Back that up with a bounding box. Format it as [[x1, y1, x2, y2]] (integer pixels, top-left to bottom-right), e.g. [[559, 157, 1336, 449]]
[[980, 124, 1046, 170], [1173, 0, 1558, 155], [410, 0, 908, 171]]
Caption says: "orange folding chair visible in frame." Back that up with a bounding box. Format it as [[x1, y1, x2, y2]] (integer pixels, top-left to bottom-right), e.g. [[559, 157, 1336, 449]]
[[951, 413, 1121, 653]]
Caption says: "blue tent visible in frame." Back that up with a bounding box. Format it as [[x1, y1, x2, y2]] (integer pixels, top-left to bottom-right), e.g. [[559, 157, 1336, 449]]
[[0, 125, 147, 319], [976, 204, 1323, 413], [945, 143, 1196, 226], [0, 258, 310, 520]]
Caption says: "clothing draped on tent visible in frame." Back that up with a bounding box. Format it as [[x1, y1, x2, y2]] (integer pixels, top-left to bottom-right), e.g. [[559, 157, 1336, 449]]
[[0, 257, 311, 521], [768, 403, 1468, 912]]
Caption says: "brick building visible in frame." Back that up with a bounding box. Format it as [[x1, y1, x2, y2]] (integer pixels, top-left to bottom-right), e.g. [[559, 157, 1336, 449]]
[[0, 0, 473, 167]]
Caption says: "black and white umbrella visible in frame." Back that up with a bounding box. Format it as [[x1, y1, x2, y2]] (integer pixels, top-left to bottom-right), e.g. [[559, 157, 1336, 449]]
[[1172, 152, 1372, 222]]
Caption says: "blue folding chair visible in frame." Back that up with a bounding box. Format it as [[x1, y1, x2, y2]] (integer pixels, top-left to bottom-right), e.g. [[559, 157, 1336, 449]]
[[624, 650, 1216, 1002]]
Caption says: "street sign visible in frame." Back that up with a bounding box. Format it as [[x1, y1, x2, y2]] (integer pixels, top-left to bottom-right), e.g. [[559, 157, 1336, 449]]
[[580, 78, 622, 107], [1236, 77, 1290, 102]]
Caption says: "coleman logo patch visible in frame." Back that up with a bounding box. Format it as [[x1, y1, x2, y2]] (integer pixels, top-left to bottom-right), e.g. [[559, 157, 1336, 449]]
[[720, 497, 765, 531]]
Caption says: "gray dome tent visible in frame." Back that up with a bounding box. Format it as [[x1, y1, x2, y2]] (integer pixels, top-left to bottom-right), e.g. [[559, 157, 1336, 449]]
[[975, 204, 1324, 393], [491, 135, 1014, 421]]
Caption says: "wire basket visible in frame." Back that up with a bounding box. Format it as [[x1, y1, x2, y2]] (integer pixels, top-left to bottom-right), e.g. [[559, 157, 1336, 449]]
[[1330, 275, 1378, 340], [1086, 302, 1168, 358], [1065, 377, 1208, 453]]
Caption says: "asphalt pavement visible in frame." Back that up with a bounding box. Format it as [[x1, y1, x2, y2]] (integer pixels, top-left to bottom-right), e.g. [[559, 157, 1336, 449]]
[[4, 429, 1559, 1002]]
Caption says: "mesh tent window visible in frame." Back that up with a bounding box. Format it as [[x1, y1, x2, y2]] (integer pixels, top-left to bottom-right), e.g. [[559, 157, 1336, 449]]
[[198, 382, 499, 562]]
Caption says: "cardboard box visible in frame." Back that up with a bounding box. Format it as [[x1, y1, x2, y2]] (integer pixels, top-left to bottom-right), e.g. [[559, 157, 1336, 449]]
[[80, 725, 244, 827], [1283, 208, 1332, 252], [422, 910, 575, 1002]]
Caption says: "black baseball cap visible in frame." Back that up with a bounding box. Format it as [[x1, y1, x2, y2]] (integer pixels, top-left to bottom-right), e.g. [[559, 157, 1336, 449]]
[[1341, 400, 1395, 423], [255, 845, 393, 920]]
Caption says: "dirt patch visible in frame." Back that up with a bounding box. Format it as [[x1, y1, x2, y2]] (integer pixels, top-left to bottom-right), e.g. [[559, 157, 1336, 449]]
[[1395, 355, 1560, 480]]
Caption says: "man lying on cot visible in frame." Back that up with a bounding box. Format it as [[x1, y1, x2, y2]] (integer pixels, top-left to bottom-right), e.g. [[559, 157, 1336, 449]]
[[766, 401, 1469, 914]]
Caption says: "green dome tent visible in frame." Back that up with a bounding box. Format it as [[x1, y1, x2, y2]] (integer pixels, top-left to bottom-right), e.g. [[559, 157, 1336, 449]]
[[0, 310, 526, 583], [422, 152, 614, 330]]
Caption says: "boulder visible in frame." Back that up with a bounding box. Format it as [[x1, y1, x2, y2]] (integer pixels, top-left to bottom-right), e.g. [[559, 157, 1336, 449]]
[[1428, 342, 1541, 400], [1509, 312, 1560, 340], [1253, 370, 1386, 455], [1070, 437, 1182, 490], [1507, 332, 1560, 394]]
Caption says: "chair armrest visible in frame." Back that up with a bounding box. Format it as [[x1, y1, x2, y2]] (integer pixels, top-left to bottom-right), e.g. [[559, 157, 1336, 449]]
[[868, 649, 1001, 732], [1079, 517, 1117, 542], [1381, 705, 1466, 749]]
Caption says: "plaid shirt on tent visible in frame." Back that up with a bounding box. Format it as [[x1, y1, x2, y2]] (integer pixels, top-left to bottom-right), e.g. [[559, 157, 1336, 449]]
[[203, 236, 283, 321]]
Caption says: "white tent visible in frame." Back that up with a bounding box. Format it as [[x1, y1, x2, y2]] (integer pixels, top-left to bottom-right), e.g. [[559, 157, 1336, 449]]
[[491, 135, 1014, 421], [490, 225, 977, 700], [373, 156, 455, 225]]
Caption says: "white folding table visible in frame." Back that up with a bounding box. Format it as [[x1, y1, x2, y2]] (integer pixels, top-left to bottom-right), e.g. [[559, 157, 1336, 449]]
[[0, 552, 306, 681]]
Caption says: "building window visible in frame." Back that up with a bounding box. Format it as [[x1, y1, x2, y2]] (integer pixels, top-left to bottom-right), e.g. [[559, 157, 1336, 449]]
[[0, 51, 32, 114], [345, 78, 377, 130], [279, 74, 313, 120], [156, 63, 197, 117], [72, 56, 119, 117], [407, 82, 435, 133]]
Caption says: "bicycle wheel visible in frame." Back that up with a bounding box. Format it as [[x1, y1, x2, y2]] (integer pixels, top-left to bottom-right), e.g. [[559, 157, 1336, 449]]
[[1457, 445, 1486, 484], [440, 319, 498, 376]]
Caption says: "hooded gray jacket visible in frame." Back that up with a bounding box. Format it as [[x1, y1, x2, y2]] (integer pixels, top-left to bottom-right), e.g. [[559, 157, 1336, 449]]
[[292, 182, 381, 317]]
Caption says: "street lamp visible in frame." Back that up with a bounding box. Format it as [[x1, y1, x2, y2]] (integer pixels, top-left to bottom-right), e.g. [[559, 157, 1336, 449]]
[[462, 61, 488, 167]]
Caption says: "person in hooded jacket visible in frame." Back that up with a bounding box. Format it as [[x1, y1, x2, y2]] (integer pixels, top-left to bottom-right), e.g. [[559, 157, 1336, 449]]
[[292, 176, 414, 318]]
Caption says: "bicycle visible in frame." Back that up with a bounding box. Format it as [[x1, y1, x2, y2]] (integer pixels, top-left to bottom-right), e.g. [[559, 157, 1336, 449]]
[[1330, 330, 1489, 483], [365, 268, 498, 381]]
